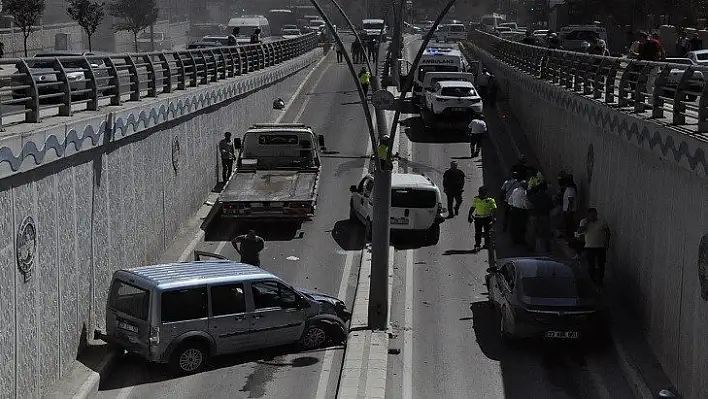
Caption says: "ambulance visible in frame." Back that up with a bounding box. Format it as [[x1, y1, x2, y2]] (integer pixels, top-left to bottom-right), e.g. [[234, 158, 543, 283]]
[[411, 46, 468, 104]]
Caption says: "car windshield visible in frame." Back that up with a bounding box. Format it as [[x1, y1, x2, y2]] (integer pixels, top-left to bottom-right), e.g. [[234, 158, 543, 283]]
[[520, 271, 596, 299], [668, 59, 693, 65], [391, 189, 437, 208], [418, 65, 458, 80], [564, 30, 599, 41], [363, 22, 384, 30], [282, 29, 299, 35], [440, 86, 475, 97], [109, 280, 150, 320], [449, 25, 465, 32], [696, 52, 708, 60]]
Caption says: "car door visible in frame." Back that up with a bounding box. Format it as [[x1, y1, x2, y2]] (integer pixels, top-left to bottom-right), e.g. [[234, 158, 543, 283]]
[[248, 280, 307, 348], [354, 177, 374, 221], [208, 282, 252, 355], [494, 262, 515, 309]]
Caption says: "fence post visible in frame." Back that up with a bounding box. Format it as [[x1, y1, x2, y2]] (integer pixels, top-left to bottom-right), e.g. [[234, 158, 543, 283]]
[[54, 58, 72, 117], [104, 57, 122, 105], [124, 55, 141, 101], [158, 52, 172, 93], [142, 54, 158, 97], [83, 55, 99, 111], [174, 52, 187, 90]]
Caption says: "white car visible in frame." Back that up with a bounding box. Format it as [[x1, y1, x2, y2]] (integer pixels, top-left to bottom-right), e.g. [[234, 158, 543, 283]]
[[425, 80, 483, 116], [281, 28, 301, 39], [435, 24, 467, 42], [685, 50, 708, 66], [349, 173, 445, 244], [662, 57, 704, 100]]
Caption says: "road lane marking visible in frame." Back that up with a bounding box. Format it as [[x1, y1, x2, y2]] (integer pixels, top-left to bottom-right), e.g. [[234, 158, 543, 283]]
[[293, 62, 333, 123], [402, 249, 414, 399], [177, 54, 330, 262], [315, 121, 374, 399], [276, 52, 330, 123]]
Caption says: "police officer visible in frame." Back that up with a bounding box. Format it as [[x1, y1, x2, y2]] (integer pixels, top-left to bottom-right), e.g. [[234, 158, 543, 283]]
[[377, 134, 390, 170], [358, 66, 372, 96], [468, 186, 497, 251], [219, 132, 235, 183]]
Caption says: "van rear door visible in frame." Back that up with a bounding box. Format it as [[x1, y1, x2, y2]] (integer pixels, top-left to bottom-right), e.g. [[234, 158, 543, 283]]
[[390, 188, 439, 229], [107, 276, 152, 355]]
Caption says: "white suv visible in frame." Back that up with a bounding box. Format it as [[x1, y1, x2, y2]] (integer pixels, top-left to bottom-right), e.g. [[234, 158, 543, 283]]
[[349, 173, 445, 244], [425, 80, 483, 116]]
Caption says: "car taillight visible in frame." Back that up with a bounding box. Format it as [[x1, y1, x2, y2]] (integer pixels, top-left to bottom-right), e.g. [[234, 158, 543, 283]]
[[149, 326, 159, 345]]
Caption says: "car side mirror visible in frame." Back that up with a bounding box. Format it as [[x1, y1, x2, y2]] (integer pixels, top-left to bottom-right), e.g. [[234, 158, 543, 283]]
[[318, 134, 326, 150], [233, 137, 242, 149], [486, 267, 498, 274], [298, 295, 311, 308], [350, 185, 358, 193]]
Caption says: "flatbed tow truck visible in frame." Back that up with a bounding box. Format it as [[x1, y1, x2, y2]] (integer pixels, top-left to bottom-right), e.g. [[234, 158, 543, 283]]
[[203, 123, 326, 228]]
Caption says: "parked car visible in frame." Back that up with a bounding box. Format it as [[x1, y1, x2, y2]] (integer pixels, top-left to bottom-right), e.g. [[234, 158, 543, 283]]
[[349, 173, 445, 244], [97, 257, 350, 374], [11, 51, 108, 102], [202, 35, 238, 46], [186, 41, 223, 50], [662, 57, 704, 101], [281, 27, 301, 39], [485, 257, 608, 342], [685, 49, 708, 66], [425, 80, 483, 117], [136, 31, 175, 52]]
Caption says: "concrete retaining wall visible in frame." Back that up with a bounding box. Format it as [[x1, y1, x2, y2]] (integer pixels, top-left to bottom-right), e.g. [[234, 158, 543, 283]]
[[0, 23, 84, 57], [466, 44, 708, 399], [0, 47, 322, 397]]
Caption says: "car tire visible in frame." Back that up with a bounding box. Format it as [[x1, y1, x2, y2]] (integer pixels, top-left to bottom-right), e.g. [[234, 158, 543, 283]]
[[170, 342, 208, 374], [299, 322, 330, 350], [427, 224, 440, 245]]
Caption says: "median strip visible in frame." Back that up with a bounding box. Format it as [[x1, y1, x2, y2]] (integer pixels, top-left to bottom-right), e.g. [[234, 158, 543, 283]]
[[337, 245, 394, 399]]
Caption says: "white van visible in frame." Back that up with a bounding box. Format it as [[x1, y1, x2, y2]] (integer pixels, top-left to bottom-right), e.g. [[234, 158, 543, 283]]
[[436, 23, 467, 42], [349, 173, 445, 244], [362, 18, 387, 41], [228, 16, 271, 44], [412, 46, 468, 104]]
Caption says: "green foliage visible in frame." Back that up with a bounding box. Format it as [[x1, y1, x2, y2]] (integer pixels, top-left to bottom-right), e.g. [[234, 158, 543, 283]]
[[3, 0, 46, 56], [67, 0, 106, 51], [108, 0, 159, 35]]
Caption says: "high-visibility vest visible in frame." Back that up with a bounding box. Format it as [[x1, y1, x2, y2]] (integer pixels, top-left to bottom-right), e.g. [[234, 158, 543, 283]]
[[472, 196, 497, 218], [359, 72, 371, 84], [528, 171, 545, 190], [377, 143, 388, 160]]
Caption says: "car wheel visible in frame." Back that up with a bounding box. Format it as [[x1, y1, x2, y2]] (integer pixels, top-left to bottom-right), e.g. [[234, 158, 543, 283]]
[[171, 342, 208, 374], [427, 224, 440, 245], [300, 322, 329, 350]]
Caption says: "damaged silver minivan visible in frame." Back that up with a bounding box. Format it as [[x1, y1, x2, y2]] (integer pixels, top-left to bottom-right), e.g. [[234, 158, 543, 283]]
[[96, 252, 350, 374]]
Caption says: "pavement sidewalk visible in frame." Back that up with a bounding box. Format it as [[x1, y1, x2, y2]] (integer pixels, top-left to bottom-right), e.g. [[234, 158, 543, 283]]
[[490, 98, 679, 399]]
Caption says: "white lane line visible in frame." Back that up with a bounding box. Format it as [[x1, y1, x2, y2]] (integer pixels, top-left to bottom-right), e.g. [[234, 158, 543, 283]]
[[293, 62, 333, 123], [315, 124, 374, 399], [276, 53, 330, 123], [402, 249, 414, 399], [177, 54, 330, 262]]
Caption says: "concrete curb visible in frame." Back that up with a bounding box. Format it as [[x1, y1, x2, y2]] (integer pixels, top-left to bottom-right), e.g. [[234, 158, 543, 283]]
[[488, 102, 673, 399], [336, 245, 394, 399]]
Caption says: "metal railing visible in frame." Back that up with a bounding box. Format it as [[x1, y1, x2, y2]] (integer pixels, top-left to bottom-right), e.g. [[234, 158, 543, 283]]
[[466, 30, 708, 134], [0, 32, 319, 128]]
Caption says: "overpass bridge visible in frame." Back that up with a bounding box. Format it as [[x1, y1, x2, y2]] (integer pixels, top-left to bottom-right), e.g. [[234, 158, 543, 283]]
[[1, 25, 706, 398], [465, 30, 708, 399]]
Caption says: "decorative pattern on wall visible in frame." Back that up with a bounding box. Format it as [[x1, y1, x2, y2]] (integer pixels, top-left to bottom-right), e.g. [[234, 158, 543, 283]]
[[0, 52, 316, 181], [16, 216, 36, 283], [467, 44, 708, 176]]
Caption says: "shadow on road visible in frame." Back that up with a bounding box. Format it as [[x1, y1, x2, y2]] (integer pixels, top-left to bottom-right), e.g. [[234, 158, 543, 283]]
[[331, 219, 366, 251], [401, 115, 471, 144], [205, 217, 302, 242]]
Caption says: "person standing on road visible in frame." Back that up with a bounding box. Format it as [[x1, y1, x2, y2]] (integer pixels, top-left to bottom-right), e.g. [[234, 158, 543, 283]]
[[511, 155, 532, 181], [219, 132, 235, 184], [335, 43, 343, 63], [367, 38, 377, 60], [232, 230, 265, 266], [477, 68, 491, 100], [468, 186, 497, 251], [468, 116, 487, 157], [250, 28, 262, 44], [358, 67, 371, 96], [562, 174, 578, 239], [500, 171, 521, 232], [576, 208, 610, 285], [443, 160, 466, 218], [508, 181, 531, 246], [528, 182, 553, 253]]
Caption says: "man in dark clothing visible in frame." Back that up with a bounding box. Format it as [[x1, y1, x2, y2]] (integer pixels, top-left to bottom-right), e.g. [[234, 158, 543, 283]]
[[336, 43, 343, 63], [442, 160, 465, 218], [528, 182, 553, 253], [511, 156, 532, 181], [690, 34, 703, 51], [250, 28, 261, 44], [367, 39, 377, 60], [232, 230, 265, 266], [547, 32, 561, 49], [219, 132, 235, 183], [638, 34, 660, 61], [232, 27, 240, 37], [521, 31, 536, 45]]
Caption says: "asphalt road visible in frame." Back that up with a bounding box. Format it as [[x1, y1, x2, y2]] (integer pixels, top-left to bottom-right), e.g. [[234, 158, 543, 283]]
[[384, 40, 634, 399], [96, 45, 377, 399]]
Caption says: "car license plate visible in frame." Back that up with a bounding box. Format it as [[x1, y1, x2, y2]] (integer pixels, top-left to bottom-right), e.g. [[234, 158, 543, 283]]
[[545, 331, 579, 339], [450, 107, 467, 112], [391, 217, 409, 225], [118, 321, 138, 334]]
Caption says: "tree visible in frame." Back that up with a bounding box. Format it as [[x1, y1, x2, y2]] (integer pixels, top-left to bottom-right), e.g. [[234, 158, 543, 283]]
[[67, 0, 106, 52], [108, 0, 159, 52], [3, 0, 46, 57]]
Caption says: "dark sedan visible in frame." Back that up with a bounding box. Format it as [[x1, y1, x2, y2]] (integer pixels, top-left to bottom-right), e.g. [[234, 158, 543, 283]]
[[485, 257, 607, 342]]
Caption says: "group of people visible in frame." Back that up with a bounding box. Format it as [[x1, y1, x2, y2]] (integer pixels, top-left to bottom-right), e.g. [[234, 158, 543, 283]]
[[499, 160, 611, 285], [336, 36, 380, 64], [628, 31, 667, 61], [677, 33, 703, 55]]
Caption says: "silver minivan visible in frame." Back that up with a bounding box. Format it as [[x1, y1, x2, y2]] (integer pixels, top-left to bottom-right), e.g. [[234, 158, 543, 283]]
[[97, 256, 350, 373]]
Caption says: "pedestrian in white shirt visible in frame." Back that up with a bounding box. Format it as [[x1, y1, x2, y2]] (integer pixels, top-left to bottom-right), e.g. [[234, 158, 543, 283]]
[[499, 171, 521, 232], [508, 181, 531, 246], [562, 174, 578, 238], [577, 208, 611, 285], [468, 117, 487, 157]]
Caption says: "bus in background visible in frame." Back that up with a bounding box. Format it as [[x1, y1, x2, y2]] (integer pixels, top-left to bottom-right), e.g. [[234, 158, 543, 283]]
[[268, 9, 297, 36], [480, 13, 506, 32], [228, 15, 271, 44]]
